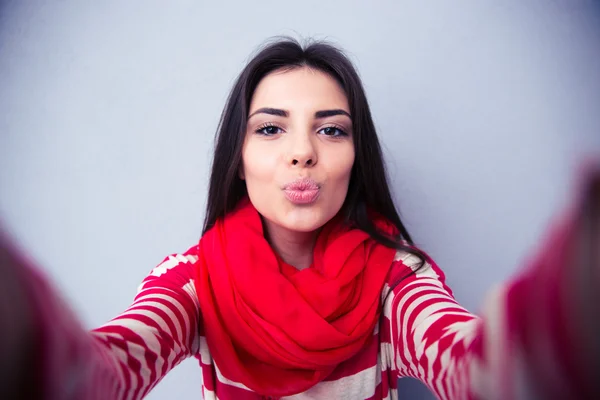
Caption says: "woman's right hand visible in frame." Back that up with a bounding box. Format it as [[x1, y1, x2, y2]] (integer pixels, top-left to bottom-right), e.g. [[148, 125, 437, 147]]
[[0, 235, 100, 399]]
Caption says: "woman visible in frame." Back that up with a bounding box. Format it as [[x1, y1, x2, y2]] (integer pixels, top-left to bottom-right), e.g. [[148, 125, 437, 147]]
[[2, 38, 599, 400]]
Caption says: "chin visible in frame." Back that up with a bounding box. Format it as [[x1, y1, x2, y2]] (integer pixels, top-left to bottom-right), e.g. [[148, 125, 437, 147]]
[[280, 208, 334, 233], [283, 221, 324, 233]]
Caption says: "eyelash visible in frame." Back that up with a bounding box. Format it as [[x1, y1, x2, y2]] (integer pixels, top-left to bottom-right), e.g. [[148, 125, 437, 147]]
[[255, 123, 284, 136], [255, 123, 349, 137]]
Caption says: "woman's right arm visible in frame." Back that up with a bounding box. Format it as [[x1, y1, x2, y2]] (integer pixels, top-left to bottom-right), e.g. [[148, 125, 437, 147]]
[[0, 241, 202, 400], [90, 247, 202, 399]]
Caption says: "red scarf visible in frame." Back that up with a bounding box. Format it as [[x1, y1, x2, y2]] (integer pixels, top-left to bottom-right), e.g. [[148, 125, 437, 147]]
[[194, 199, 397, 396]]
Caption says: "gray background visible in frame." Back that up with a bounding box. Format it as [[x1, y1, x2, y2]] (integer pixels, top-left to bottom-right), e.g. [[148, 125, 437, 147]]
[[1, 1, 599, 398]]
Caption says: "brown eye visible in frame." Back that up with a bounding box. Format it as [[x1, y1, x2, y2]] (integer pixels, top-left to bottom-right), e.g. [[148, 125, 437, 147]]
[[256, 125, 283, 135], [318, 126, 348, 137]]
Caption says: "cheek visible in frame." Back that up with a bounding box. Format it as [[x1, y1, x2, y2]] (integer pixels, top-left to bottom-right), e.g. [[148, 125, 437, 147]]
[[320, 146, 354, 216], [328, 146, 355, 184], [241, 142, 279, 186]]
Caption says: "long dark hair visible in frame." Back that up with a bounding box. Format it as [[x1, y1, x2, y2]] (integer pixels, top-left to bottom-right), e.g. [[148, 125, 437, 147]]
[[202, 37, 424, 265]]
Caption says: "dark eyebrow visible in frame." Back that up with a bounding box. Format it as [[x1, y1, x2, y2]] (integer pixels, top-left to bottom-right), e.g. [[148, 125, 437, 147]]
[[248, 108, 288, 119], [248, 108, 351, 120], [315, 109, 351, 119]]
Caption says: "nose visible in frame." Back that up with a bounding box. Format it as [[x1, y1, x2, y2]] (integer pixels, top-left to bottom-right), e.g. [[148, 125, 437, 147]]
[[288, 132, 317, 168]]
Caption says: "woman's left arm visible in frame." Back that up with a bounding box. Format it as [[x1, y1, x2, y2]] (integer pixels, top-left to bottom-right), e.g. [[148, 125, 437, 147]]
[[383, 251, 480, 400], [386, 169, 600, 400]]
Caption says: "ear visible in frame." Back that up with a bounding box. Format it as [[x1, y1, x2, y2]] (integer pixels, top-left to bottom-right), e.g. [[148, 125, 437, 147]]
[[238, 165, 245, 180]]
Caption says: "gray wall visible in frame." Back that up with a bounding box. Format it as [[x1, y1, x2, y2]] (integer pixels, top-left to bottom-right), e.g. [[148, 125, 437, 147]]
[[1, 1, 599, 399]]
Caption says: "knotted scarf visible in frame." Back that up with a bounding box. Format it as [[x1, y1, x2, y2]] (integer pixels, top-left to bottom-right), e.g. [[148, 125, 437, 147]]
[[194, 199, 397, 396]]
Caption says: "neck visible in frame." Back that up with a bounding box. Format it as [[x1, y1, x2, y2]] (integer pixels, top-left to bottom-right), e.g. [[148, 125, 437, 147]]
[[263, 219, 318, 270]]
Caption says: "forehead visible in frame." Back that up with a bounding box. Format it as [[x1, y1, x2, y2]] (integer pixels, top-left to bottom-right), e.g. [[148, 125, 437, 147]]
[[249, 67, 349, 112]]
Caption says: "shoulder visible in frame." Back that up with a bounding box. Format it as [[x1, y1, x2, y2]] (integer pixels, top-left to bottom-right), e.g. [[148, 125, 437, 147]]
[[382, 246, 454, 300], [146, 245, 200, 278], [135, 244, 201, 300], [381, 246, 467, 331]]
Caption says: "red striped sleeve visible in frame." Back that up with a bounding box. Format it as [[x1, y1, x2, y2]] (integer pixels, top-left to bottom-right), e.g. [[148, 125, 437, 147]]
[[384, 250, 481, 400], [89, 247, 202, 399], [387, 171, 600, 400]]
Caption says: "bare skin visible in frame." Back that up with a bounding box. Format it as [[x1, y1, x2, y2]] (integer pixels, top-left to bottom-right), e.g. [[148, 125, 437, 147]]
[[241, 67, 355, 269]]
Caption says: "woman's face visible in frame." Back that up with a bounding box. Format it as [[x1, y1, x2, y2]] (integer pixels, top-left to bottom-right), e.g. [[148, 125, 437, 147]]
[[241, 67, 355, 234]]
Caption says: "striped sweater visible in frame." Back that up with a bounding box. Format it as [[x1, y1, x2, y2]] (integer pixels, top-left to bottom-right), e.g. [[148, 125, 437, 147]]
[[83, 217, 592, 400], [91, 248, 475, 400], [6, 202, 597, 399]]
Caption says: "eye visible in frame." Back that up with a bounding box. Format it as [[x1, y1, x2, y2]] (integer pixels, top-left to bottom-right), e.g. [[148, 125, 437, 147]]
[[318, 126, 348, 137], [255, 124, 284, 136]]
